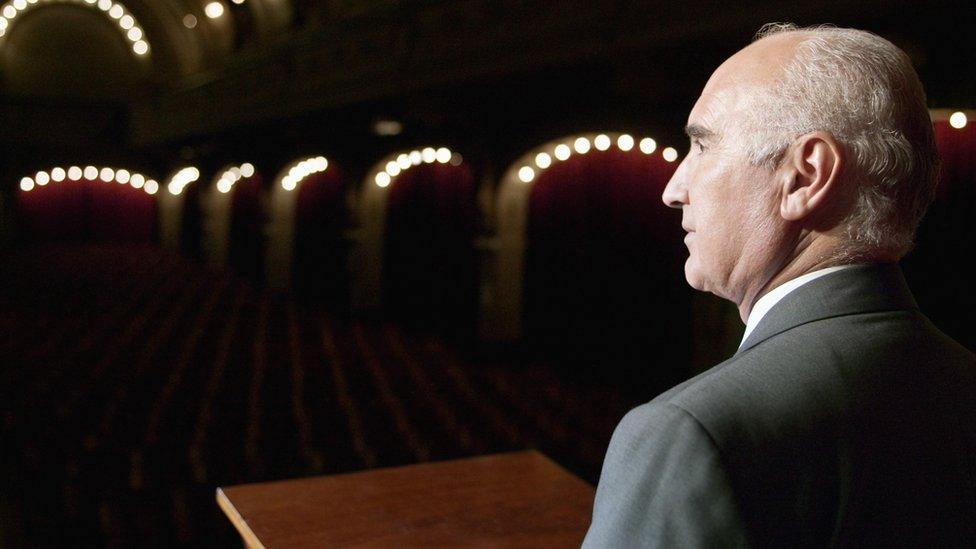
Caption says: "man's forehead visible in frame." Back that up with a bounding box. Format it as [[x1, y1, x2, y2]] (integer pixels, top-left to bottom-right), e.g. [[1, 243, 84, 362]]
[[686, 33, 803, 131]]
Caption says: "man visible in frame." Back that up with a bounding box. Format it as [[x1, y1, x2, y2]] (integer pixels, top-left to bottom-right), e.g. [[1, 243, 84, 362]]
[[584, 24, 976, 547]]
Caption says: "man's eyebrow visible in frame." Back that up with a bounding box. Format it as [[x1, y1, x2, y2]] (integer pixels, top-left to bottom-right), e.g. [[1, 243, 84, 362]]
[[684, 123, 716, 141]]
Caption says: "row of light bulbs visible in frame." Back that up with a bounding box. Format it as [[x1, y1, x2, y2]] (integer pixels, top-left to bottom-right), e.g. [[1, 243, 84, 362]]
[[518, 134, 679, 184], [215, 163, 256, 194], [374, 147, 460, 188], [0, 0, 150, 55], [166, 167, 201, 196], [19, 166, 158, 194], [281, 156, 329, 191]]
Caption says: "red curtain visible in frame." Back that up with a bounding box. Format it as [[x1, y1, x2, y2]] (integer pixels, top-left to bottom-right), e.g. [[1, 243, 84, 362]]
[[903, 119, 976, 351], [526, 146, 691, 389], [17, 176, 156, 246], [383, 162, 478, 336], [228, 174, 266, 284], [293, 168, 349, 305]]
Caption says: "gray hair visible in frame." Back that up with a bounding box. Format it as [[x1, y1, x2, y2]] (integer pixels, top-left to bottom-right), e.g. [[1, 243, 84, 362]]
[[746, 23, 939, 260]]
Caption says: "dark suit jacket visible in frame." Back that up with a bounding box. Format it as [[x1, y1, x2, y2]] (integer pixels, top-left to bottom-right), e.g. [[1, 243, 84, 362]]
[[583, 264, 976, 547]]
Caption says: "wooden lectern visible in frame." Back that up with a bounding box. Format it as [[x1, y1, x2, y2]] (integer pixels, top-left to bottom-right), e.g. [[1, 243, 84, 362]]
[[217, 450, 595, 547]]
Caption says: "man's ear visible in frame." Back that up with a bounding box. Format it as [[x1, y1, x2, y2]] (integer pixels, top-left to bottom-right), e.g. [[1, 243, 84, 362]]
[[779, 131, 844, 221]]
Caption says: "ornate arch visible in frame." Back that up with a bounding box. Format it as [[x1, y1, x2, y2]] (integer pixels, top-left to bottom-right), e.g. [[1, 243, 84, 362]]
[[266, 155, 331, 289], [350, 146, 461, 312], [482, 132, 679, 341], [0, 0, 151, 57]]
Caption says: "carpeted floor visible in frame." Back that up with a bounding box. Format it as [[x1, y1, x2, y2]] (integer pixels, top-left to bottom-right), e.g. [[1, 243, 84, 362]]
[[0, 245, 642, 547]]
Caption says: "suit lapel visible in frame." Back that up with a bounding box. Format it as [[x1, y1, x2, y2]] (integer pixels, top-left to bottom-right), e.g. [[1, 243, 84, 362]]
[[735, 263, 919, 356]]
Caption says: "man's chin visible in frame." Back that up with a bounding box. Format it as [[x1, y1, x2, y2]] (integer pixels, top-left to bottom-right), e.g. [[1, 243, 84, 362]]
[[683, 262, 707, 292]]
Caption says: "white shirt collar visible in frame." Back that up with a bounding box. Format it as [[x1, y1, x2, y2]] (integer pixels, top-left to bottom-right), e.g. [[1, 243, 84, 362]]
[[739, 264, 860, 349]]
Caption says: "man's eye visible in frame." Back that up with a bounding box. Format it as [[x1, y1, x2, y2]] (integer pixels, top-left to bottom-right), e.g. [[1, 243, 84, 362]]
[[694, 140, 706, 153]]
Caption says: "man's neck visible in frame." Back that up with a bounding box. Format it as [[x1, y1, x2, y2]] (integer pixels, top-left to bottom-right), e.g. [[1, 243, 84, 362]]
[[737, 235, 849, 322]]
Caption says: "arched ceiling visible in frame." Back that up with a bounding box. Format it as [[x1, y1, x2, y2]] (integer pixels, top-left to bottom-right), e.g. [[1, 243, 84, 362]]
[[0, 0, 293, 101]]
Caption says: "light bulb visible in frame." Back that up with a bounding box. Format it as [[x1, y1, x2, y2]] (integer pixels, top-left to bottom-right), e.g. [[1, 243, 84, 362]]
[[617, 134, 634, 151], [535, 152, 552, 169], [639, 138, 657, 154], [554, 144, 571, 161]]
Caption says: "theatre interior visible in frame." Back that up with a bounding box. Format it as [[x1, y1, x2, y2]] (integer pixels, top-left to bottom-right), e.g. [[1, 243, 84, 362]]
[[0, 0, 973, 546]]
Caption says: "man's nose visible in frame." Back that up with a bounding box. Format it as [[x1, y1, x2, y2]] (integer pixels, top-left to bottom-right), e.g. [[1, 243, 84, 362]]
[[661, 165, 687, 209]]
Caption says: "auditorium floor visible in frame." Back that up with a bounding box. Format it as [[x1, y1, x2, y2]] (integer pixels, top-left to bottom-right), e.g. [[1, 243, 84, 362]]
[[0, 245, 642, 547]]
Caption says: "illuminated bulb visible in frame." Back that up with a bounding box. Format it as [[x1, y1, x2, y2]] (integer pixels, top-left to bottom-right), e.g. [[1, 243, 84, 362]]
[[554, 144, 571, 161], [68, 166, 83, 180], [108, 4, 123, 19], [133, 40, 149, 55], [217, 179, 232, 193], [100, 167, 115, 182], [422, 147, 436, 163], [204, 1, 224, 18], [115, 169, 131, 184], [315, 157, 328, 170], [130, 173, 145, 188], [518, 166, 535, 183], [35, 171, 50, 185], [126, 27, 142, 42], [13, 0, 26, 10], [535, 152, 552, 169], [84, 166, 98, 180], [375, 172, 391, 187], [232, 0, 244, 4], [168, 182, 182, 195], [20, 178, 34, 192], [594, 134, 611, 151], [229, 167, 242, 179], [282, 177, 297, 191], [617, 134, 634, 151], [639, 137, 657, 154], [240, 163, 255, 178], [0, 19, 7, 33], [574, 137, 591, 154], [385, 161, 401, 176], [144, 180, 158, 195], [183, 14, 197, 29], [949, 111, 968, 129], [97, 0, 110, 11], [2, 6, 16, 19], [51, 167, 66, 182], [409, 151, 422, 165], [119, 14, 134, 29], [663, 147, 679, 162], [397, 154, 410, 170], [436, 147, 451, 163]]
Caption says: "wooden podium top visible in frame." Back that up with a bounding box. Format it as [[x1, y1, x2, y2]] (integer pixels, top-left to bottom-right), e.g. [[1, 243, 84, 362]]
[[217, 450, 595, 548]]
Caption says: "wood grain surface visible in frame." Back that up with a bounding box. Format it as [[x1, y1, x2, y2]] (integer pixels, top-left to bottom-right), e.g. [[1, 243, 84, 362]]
[[217, 450, 595, 548]]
